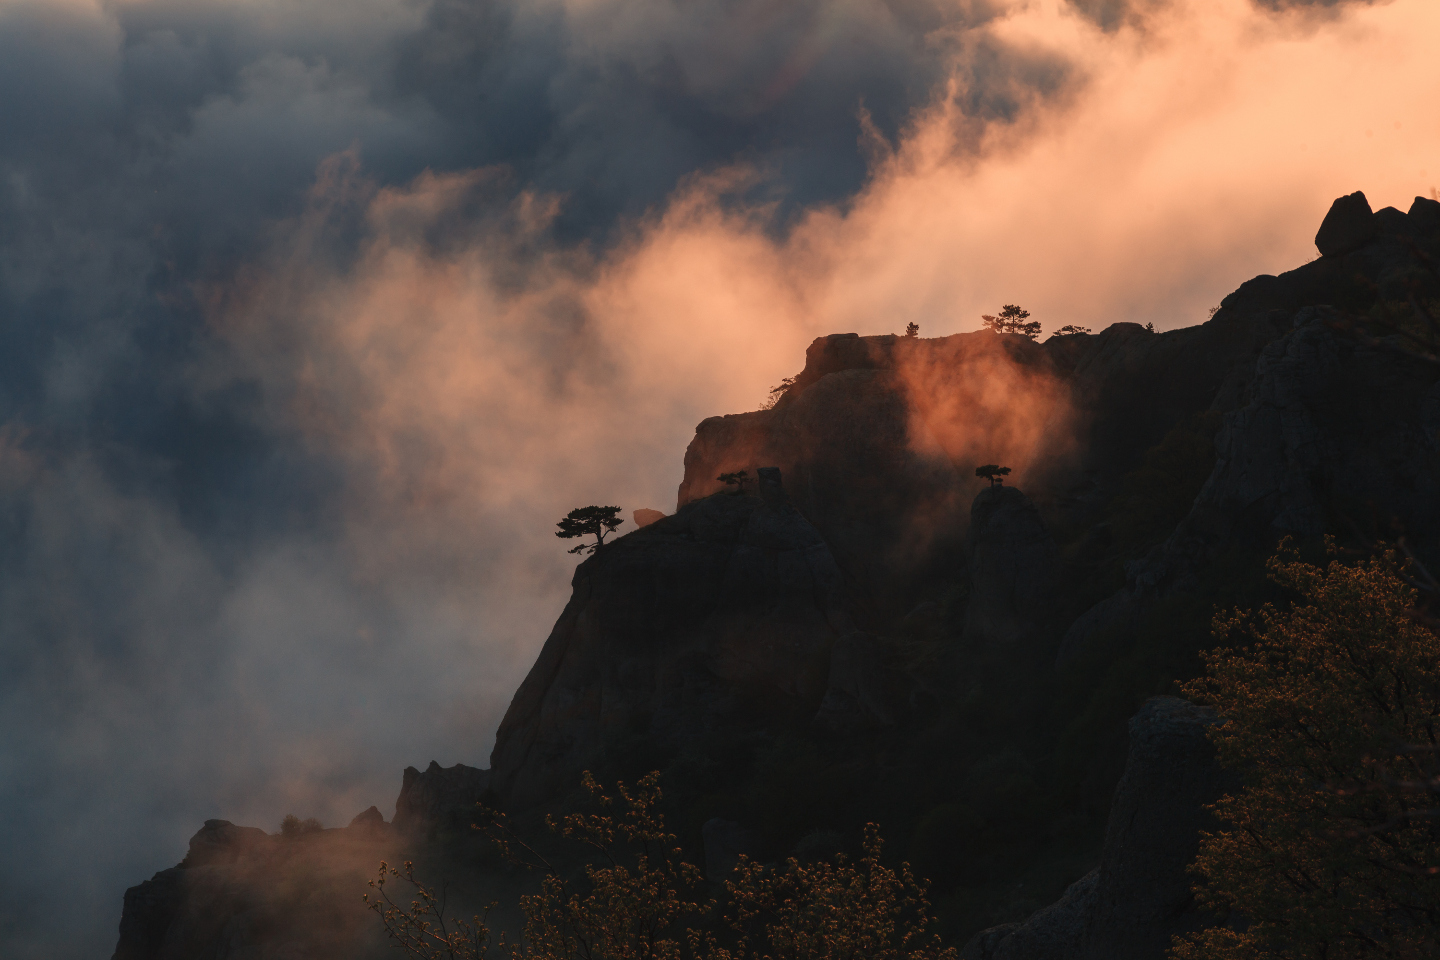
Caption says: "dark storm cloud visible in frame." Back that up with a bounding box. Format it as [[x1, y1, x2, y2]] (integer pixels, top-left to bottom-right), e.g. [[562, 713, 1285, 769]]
[[0, 2, 1027, 955]]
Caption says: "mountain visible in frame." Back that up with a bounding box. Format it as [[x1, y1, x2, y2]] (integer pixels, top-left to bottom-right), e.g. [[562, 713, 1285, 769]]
[[110, 191, 1440, 958]]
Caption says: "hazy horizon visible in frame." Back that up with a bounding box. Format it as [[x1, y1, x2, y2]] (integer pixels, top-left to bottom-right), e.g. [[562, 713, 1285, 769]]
[[1, 0, 1437, 955]]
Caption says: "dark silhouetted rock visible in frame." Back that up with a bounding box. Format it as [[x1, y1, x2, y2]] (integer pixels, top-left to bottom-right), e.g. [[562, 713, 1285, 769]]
[[634, 508, 666, 527], [703, 818, 757, 879], [180, 819, 271, 868], [393, 761, 490, 833], [347, 805, 386, 836], [1314, 190, 1377, 257], [961, 697, 1234, 960], [812, 630, 913, 733], [1060, 299, 1440, 667], [1410, 195, 1440, 233], [489, 481, 854, 807], [964, 486, 1058, 651], [112, 868, 184, 960]]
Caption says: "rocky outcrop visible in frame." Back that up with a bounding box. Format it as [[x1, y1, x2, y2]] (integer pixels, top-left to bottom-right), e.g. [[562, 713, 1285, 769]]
[[1059, 196, 1440, 666], [963, 486, 1059, 652], [109, 190, 1440, 959], [393, 761, 491, 834], [960, 697, 1234, 960], [634, 508, 666, 527], [1315, 190, 1379, 257], [488, 474, 856, 807], [112, 797, 418, 958]]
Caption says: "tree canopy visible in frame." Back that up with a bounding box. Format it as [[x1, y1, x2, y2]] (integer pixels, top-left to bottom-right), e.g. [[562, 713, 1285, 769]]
[[1173, 545, 1440, 960], [368, 772, 956, 960], [980, 305, 1040, 340], [555, 506, 624, 555], [975, 465, 1011, 487], [719, 470, 751, 493], [905, 322, 920, 338]]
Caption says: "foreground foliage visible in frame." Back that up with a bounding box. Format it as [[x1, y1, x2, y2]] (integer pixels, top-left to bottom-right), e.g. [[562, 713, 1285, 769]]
[[367, 772, 955, 960], [1173, 545, 1440, 960]]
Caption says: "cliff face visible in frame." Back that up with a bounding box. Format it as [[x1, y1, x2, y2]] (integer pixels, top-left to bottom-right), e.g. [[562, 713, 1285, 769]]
[[960, 697, 1237, 960], [113, 192, 1440, 959], [488, 478, 857, 807]]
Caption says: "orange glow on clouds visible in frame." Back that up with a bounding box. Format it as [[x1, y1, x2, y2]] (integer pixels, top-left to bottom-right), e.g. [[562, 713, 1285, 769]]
[[213, 0, 1440, 657]]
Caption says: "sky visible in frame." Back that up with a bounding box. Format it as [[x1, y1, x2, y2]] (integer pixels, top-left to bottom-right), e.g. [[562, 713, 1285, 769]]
[[0, 0, 1437, 955]]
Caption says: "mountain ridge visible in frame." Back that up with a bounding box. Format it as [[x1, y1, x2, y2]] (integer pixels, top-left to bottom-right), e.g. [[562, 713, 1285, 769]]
[[110, 190, 1440, 959]]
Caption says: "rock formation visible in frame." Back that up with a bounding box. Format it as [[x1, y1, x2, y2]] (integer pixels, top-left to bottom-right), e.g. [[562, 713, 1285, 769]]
[[393, 761, 491, 834], [633, 507, 666, 527], [112, 815, 394, 960], [960, 697, 1235, 960], [963, 485, 1059, 652], [110, 192, 1440, 960], [488, 472, 855, 807], [1060, 197, 1440, 665], [1315, 190, 1379, 257]]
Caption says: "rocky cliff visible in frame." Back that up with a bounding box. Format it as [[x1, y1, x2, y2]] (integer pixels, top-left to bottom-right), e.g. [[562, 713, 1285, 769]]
[[112, 192, 1440, 958], [960, 697, 1237, 960]]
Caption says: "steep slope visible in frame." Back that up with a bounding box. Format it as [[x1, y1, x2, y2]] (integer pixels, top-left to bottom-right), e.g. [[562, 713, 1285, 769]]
[[489, 474, 859, 807]]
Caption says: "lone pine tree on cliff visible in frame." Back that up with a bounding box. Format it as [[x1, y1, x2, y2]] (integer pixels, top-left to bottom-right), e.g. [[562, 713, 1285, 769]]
[[718, 470, 751, 493], [980, 304, 1041, 340], [556, 505, 624, 555], [976, 464, 1011, 487]]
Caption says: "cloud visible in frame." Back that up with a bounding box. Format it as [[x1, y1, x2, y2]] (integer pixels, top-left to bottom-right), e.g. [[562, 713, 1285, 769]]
[[0, 0, 1437, 956]]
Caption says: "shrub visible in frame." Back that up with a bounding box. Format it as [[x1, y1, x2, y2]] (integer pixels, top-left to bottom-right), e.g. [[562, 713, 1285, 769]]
[[368, 772, 957, 960], [1172, 545, 1440, 960]]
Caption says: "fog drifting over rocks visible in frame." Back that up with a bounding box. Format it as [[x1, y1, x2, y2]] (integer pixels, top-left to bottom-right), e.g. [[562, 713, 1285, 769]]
[[0, 0, 1435, 955]]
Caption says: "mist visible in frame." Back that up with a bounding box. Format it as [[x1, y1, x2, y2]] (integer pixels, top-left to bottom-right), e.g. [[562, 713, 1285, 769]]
[[0, 0, 1436, 955]]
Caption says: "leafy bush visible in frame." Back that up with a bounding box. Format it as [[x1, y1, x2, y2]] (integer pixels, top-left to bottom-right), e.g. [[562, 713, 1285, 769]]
[[367, 772, 957, 960], [1172, 545, 1440, 960]]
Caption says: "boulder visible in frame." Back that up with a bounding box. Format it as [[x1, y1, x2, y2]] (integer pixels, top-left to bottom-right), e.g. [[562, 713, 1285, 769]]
[[346, 805, 386, 836], [634, 508, 666, 528], [1314, 190, 1378, 257], [1410, 195, 1440, 233], [961, 697, 1235, 960]]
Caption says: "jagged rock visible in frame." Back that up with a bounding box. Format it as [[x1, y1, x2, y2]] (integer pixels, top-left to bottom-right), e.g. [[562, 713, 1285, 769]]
[[702, 818, 757, 879], [179, 819, 271, 868], [489, 474, 855, 807], [113, 868, 184, 960], [1410, 195, 1440, 233], [1314, 190, 1378, 257], [113, 797, 408, 959], [634, 508, 666, 527], [960, 697, 1234, 960], [1059, 195, 1440, 666], [963, 486, 1058, 651], [393, 761, 490, 833], [347, 805, 387, 836]]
